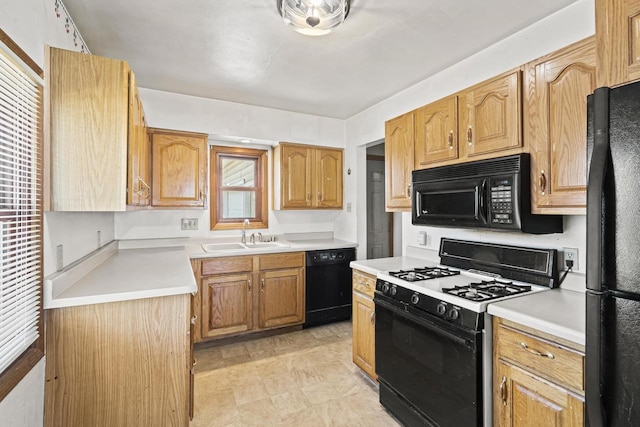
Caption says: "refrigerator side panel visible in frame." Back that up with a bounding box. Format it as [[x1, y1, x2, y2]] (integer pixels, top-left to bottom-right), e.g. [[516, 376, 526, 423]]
[[609, 81, 640, 294]]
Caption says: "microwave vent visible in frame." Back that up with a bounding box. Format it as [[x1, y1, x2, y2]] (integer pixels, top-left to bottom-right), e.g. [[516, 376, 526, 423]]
[[413, 154, 524, 182]]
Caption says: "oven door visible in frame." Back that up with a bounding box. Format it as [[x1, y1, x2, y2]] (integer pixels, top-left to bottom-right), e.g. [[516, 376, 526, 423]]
[[375, 295, 482, 427], [412, 178, 488, 228]]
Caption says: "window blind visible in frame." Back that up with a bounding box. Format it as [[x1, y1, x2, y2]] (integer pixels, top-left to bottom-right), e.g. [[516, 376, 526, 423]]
[[0, 45, 42, 376]]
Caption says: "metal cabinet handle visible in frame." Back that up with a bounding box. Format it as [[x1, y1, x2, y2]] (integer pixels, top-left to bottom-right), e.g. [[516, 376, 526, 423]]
[[307, 192, 311, 201], [406, 184, 411, 198], [447, 130, 454, 149], [261, 279, 265, 292], [370, 311, 375, 325], [190, 315, 197, 325], [248, 279, 252, 293], [317, 192, 322, 202], [467, 125, 473, 145], [192, 358, 197, 367], [199, 190, 203, 201], [539, 170, 547, 195], [520, 342, 555, 359], [499, 375, 508, 406]]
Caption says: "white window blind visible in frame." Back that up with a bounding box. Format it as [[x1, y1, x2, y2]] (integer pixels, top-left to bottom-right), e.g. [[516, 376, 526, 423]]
[[0, 44, 42, 375]]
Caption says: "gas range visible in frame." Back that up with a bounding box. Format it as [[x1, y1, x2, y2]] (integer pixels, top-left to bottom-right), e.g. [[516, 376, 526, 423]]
[[376, 238, 560, 314]]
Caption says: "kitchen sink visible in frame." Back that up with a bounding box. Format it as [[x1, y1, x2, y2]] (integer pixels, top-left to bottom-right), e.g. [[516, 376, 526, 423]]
[[201, 242, 248, 252], [243, 242, 290, 249], [201, 241, 291, 253]]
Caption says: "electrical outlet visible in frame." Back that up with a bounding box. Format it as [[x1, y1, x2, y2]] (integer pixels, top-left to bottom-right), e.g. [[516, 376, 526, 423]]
[[563, 247, 579, 271], [181, 218, 198, 231], [56, 244, 64, 271], [416, 231, 428, 246], [346, 202, 352, 212]]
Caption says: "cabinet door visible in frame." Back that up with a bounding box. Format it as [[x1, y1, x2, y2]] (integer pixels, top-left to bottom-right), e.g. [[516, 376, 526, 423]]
[[495, 360, 584, 427], [596, 0, 640, 86], [315, 148, 343, 208], [462, 70, 521, 157], [526, 38, 596, 214], [384, 112, 414, 211], [127, 72, 150, 207], [201, 273, 253, 338], [281, 144, 314, 208], [151, 130, 207, 207], [414, 95, 458, 167], [258, 268, 304, 329], [352, 291, 376, 380]]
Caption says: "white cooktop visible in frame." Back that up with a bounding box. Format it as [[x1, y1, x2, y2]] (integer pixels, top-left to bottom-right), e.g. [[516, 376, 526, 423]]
[[377, 265, 550, 312]]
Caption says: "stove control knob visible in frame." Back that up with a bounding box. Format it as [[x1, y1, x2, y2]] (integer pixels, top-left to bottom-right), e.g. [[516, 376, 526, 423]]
[[382, 282, 390, 294], [448, 308, 460, 320], [390, 285, 397, 296], [410, 293, 420, 305], [436, 303, 447, 315]]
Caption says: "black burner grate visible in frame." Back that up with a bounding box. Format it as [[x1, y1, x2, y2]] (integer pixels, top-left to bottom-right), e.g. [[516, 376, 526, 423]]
[[442, 280, 532, 301], [388, 267, 460, 282]]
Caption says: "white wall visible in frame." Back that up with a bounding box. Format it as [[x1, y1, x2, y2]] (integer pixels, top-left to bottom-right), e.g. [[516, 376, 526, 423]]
[[0, 0, 115, 423], [338, 0, 594, 288], [114, 90, 346, 240]]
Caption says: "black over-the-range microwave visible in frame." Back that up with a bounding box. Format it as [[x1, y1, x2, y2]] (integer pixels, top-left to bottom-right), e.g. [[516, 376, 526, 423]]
[[411, 153, 563, 234]]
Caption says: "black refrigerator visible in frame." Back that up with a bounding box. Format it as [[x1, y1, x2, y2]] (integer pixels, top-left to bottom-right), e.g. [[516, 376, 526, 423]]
[[586, 81, 640, 426]]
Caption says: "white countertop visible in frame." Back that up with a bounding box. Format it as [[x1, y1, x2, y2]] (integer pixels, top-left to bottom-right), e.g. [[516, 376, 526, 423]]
[[44, 242, 197, 309], [185, 238, 357, 258], [488, 288, 586, 346], [349, 256, 434, 276]]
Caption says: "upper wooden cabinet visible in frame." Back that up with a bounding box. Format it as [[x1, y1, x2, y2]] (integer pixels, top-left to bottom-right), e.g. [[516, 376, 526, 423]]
[[414, 95, 459, 167], [384, 112, 414, 211], [596, 0, 640, 86], [525, 37, 596, 215], [273, 142, 343, 210], [46, 46, 143, 211], [412, 69, 523, 170], [459, 70, 522, 158], [149, 128, 208, 208]]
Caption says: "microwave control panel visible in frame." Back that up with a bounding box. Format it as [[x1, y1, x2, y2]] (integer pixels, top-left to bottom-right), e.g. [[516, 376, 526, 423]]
[[490, 177, 514, 225]]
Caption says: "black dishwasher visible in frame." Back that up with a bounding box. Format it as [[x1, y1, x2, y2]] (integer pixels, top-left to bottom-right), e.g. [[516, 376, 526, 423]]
[[304, 248, 356, 328]]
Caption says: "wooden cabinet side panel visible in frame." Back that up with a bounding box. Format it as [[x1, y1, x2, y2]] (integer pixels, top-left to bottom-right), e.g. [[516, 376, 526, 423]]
[[384, 113, 414, 211], [316, 148, 343, 208], [44, 295, 190, 427], [48, 47, 129, 211], [258, 268, 305, 328], [352, 291, 376, 380], [630, 0, 640, 81]]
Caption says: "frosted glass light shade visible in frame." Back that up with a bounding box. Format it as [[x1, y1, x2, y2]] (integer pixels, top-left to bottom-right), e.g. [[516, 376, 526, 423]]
[[277, 0, 350, 36]]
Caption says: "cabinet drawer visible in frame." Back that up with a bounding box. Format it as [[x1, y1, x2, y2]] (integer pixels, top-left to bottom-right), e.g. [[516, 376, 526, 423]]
[[201, 256, 253, 276], [353, 270, 376, 298], [495, 324, 584, 391], [258, 252, 304, 270]]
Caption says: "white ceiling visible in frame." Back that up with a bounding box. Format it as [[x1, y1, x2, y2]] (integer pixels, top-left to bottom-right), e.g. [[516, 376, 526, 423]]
[[63, 0, 580, 119]]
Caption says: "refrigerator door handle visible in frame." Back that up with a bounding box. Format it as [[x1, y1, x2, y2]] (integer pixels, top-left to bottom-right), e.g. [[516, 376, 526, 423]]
[[586, 86, 610, 427], [587, 86, 610, 294]]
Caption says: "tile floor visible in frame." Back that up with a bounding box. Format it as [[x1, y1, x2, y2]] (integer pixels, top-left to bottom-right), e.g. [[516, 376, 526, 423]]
[[191, 321, 401, 427]]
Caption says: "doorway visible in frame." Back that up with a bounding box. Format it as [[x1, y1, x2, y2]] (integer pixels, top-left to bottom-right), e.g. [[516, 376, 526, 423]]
[[366, 143, 394, 259]]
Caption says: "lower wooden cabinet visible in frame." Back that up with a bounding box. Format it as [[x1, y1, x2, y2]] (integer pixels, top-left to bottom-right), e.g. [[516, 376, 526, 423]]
[[44, 294, 191, 427], [352, 269, 377, 380], [194, 253, 305, 342], [493, 318, 584, 427]]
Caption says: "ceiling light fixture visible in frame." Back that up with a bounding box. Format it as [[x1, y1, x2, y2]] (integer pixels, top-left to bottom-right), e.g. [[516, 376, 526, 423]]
[[277, 0, 350, 36]]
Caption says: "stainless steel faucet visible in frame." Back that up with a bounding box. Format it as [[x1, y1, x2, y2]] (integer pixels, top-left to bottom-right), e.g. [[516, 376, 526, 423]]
[[241, 219, 249, 243], [257, 232, 263, 242]]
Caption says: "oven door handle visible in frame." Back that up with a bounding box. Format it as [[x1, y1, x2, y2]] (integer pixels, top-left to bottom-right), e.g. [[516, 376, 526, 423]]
[[375, 298, 477, 349]]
